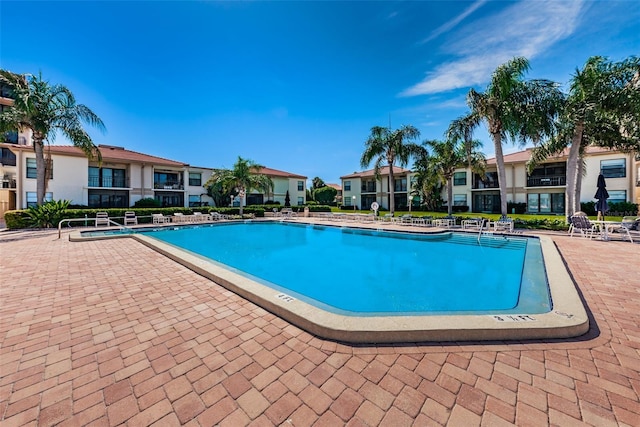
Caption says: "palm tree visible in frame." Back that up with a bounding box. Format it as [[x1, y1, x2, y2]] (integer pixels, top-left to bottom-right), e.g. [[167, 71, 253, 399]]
[[463, 57, 562, 217], [531, 56, 640, 217], [422, 137, 485, 216], [204, 156, 273, 215], [0, 70, 105, 205], [410, 152, 443, 212], [360, 125, 422, 214]]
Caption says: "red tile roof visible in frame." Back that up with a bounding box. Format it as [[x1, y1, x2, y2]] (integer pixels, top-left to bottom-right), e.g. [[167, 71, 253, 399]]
[[24, 144, 188, 167], [486, 146, 623, 165], [258, 166, 306, 179], [3, 144, 307, 178], [326, 183, 342, 191]]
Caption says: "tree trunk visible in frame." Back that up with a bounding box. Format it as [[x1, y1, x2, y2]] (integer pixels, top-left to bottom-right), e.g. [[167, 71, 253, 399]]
[[33, 134, 47, 205], [575, 155, 584, 213], [447, 175, 453, 216], [388, 166, 395, 214], [565, 123, 583, 219], [491, 132, 509, 217]]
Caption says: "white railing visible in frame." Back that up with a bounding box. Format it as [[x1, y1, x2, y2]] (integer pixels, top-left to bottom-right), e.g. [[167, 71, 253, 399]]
[[58, 217, 130, 239]]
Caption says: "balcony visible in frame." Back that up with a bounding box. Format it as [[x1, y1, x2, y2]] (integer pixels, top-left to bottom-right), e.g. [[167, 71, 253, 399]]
[[88, 176, 129, 188], [1, 174, 16, 188], [473, 182, 499, 190], [527, 176, 566, 187], [1, 154, 17, 166], [154, 181, 184, 190]]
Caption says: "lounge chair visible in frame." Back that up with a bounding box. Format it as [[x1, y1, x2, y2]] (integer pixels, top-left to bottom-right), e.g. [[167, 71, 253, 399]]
[[494, 217, 514, 232], [173, 212, 186, 223], [569, 215, 597, 239], [380, 213, 394, 222], [211, 212, 230, 221], [567, 211, 587, 234], [433, 218, 455, 228], [193, 212, 211, 222], [411, 216, 432, 226], [152, 213, 170, 224], [608, 217, 636, 243], [621, 216, 639, 231], [462, 218, 483, 230], [399, 214, 413, 225], [95, 212, 109, 227], [124, 211, 138, 226]]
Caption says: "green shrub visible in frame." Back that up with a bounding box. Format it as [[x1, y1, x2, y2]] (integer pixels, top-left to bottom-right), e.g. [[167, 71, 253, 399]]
[[580, 201, 596, 216], [134, 198, 161, 208], [608, 201, 638, 216], [27, 200, 71, 228], [3, 210, 31, 229], [508, 202, 527, 214]]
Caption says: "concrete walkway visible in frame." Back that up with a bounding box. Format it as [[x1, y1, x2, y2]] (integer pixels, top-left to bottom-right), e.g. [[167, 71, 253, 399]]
[[0, 226, 638, 426]]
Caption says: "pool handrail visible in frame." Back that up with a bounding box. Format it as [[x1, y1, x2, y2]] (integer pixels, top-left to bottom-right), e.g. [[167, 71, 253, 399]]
[[58, 217, 131, 239]]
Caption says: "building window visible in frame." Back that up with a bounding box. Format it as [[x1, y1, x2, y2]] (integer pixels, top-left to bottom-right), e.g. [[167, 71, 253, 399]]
[[188, 172, 202, 187], [1, 148, 17, 166], [26, 158, 37, 179], [600, 159, 625, 178], [344, 181, 351, 191], [297, 181, 304, 191], [188, 195, 201, 207], [154, 171, 182, 189], [88, 190, 129, 208], [453, 194, 467, 206], [154, 192, 184, 207], [361, 179, 376, 192], [26, 158, 52, 179], [607, 190, 626, 203], [26, 192, 52, 207], [297, 196, 304, 205], [453, 172, 467, 186], [527, 193, 564, 214], [88, 167, 126, 187], [394, 177, 407, 192]]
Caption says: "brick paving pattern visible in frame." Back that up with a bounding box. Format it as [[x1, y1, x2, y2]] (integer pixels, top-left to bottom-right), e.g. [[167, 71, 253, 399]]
[[1, 228, 639, 426]]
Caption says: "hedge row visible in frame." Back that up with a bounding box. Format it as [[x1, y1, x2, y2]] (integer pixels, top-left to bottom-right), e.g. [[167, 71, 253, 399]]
[[246, 204, 332, 213], [3, 206, 266, 229]]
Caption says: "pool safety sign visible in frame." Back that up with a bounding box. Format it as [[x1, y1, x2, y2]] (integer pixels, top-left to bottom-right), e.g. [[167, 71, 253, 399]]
[[492, 315, 536, 322]]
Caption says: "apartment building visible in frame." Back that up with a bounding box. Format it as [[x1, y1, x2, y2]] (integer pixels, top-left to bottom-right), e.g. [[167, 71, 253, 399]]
[[244, 167, 307, 207], [340, 166, 412, 210], [466, 147, 637, 214], [0, 142, 213, 214], [0, 140, 308, 217], [340, 148, 638, 214]]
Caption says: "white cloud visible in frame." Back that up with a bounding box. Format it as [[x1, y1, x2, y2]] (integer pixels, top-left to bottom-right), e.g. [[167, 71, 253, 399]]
[[402, 0, 584, 96], [421, 0, 487, 44]]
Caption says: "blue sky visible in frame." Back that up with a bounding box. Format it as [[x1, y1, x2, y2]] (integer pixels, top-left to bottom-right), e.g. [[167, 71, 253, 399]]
[[1, 1, 639, 185]]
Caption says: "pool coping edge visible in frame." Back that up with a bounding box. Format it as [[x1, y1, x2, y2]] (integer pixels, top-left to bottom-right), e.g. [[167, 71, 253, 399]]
[[122, 231, 589, 343]]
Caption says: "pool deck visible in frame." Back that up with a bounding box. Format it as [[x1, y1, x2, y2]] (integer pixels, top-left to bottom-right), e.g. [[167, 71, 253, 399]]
[[1, 221, 639, 426]]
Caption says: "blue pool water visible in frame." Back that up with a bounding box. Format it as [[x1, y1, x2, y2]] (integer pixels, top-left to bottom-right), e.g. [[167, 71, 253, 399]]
[[139, 222, 551, 316]]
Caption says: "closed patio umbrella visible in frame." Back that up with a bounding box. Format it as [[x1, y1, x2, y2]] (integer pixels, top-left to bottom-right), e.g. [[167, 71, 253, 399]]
[[594, 173, 609, 221]]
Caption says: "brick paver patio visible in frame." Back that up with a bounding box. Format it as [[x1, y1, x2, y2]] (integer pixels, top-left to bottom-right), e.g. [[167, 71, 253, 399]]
[[1, 227, 638, 426]]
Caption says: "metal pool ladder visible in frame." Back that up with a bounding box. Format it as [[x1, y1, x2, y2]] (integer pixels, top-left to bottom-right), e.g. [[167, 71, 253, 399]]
[[477, 219, 495, 243]]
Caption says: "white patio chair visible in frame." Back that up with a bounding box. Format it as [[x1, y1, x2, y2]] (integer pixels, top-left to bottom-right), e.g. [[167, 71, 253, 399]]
[[124, 211, 138, 226], [95, 212, 109, 227]]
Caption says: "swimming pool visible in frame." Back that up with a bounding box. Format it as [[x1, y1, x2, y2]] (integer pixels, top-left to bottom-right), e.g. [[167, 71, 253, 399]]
[[144, 222, 549, 315], [74, 220, 589, 342]]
